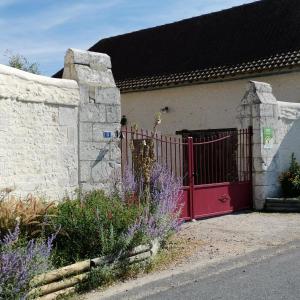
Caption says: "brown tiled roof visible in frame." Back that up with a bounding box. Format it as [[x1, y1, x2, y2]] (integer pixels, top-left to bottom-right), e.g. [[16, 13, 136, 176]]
[[117, 50, 300, 92]]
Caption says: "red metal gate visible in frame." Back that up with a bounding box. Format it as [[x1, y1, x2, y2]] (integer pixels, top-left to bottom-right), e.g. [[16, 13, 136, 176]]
[[120, 127, 252, 220]]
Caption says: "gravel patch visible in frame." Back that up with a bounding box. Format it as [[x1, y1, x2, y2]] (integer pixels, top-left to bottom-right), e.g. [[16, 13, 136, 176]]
[[178, 211, 300, 264]]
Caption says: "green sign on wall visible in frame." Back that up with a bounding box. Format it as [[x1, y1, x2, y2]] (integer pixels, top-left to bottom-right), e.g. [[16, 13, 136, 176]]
[[263, 127, 273, 149]]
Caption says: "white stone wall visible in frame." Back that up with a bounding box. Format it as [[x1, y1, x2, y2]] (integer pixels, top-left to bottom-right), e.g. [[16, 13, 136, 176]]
[[0, 65, 80, 199], [0, 49, 122, 199], [277, 102, 300, 175], [239, 81, 300, 209]]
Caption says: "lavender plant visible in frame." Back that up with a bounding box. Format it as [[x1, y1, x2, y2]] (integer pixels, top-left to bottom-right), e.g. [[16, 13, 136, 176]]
[[126, 163, 183, 241], [0, 222, 55, 299]]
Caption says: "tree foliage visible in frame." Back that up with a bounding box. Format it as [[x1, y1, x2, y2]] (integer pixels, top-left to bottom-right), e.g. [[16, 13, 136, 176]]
[[5, 50, 40, 74]]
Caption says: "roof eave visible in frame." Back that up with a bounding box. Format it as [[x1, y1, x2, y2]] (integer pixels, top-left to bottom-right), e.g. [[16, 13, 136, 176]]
[[118, 65, 300, 94]]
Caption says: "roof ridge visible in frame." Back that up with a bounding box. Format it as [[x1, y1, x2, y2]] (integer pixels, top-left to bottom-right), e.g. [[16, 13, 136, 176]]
[[117, 49, 300, 92], [117, 49, 300, 83]]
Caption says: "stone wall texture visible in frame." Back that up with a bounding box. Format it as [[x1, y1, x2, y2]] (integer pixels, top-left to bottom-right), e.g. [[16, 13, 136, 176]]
[[0, 49, 122, 199], [0, 65, 80, 199], [239, 81, 300, 209], [63, 49, 121, 193]]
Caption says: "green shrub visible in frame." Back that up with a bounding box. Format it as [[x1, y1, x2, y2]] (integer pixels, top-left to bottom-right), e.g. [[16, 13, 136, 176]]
[[279, 153, 300, 197], [50, 191, 141, 266], [77, 265, 116, 292]]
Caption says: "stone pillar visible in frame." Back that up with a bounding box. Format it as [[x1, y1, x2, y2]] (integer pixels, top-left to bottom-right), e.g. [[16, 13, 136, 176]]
[[239, 81, 280, 210], [63, 48, 121, 192]]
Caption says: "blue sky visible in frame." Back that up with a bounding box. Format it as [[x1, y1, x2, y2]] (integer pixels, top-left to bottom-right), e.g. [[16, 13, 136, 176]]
[[0, 0, 255, 76]]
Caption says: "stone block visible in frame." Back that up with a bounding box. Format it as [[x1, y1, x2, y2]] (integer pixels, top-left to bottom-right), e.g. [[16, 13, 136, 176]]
[[89, 52, 111, 70], [89, 86, 96, 102], [239, 119, 251, 129], [95, 87, 120, 105], [65, 49, 112, 70], [58, 175, 70, 188], [80, 103, 106, 122], [249, 81, 273, 94], [80, 142, 110, 161], [259, 104, 277, 117], [67, 127, 75, 145], [0, 115, 9, 131], [251, 129, 262, 144], [251, 117, 261, 130], [253, 154, 279, 173], [251, 104, 261, 118], [79, 85, 89, 104], [59, 106, 77, 126], [253, 185, 268, 210], [106, 105, 121, 123], [253, 172, 266, 186], [65, 48, 90, 66], [81, 182, 108, 193], [80, 123, 93, 142], [0, 160, 8, 177], [110, 143, 121, 163], [253, 157, 265, 172], [80, 161, 92, 182], [74, 65, 115, 88], [68, 168, 78, 187], [252, 143, 263, 158], [91, 161, 119, 183]]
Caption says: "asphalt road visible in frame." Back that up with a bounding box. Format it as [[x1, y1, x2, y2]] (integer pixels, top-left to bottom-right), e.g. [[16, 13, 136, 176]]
[[104, 241, 300, 300]]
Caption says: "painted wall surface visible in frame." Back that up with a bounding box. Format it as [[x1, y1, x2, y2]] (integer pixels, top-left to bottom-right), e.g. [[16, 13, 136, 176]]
[[121, 71, 300, 135], [0, 64, 80, 199]]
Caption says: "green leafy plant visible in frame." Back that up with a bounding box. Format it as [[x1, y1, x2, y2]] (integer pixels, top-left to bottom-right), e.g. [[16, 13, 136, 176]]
[[279, 153, 300, 197], [50, 191, 142, 266], [77, 265, 116, 292]]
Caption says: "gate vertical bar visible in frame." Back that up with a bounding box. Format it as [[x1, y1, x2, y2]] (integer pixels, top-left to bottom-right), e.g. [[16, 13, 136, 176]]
[[188, 137, 194, 220], [248, 126, 253, 204], [125, 126, 128, 167]]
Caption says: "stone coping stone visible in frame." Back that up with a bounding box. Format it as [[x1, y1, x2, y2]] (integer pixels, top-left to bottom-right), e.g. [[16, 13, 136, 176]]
[[0, 64, 78, 89], [266, 197, 300, 202]]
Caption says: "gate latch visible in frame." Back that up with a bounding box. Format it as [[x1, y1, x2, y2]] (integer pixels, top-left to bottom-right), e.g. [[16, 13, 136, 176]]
[[218, 194, 231, 203]]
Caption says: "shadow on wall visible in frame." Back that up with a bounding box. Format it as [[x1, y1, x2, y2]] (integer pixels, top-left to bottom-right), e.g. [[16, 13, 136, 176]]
[[266, 118, 300, 197]]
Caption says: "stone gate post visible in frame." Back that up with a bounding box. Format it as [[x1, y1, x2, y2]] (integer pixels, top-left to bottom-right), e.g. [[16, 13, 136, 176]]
[[239, 81, 280, 210], [63, 48, 121, 192]]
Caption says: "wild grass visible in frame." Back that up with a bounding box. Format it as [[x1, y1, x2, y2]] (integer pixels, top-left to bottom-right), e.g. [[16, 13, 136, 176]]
[[0, 193, 56, 238]]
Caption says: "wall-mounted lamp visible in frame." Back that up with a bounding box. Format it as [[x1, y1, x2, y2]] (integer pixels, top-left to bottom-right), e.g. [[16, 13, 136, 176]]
[[161, 106, 169, 113], [120, 115, 128, 126]]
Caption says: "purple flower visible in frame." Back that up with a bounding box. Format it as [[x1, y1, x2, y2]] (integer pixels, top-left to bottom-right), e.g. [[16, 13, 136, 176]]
[[0, 222, 55, 299], [125, 163, 183, 241]]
